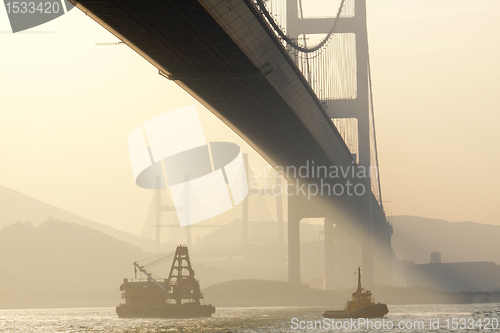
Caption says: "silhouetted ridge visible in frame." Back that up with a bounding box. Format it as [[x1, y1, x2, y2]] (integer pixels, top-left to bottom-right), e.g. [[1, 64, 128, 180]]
[[0, 219, 156, 308], [392, 215, 500, 264], [0, 185, 155, 251], [203, 279, 325, 298]]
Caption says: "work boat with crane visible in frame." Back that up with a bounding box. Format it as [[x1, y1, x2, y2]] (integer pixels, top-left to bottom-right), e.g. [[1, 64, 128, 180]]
[[323, 267, 388, 319], [116, 245, 215, 318]]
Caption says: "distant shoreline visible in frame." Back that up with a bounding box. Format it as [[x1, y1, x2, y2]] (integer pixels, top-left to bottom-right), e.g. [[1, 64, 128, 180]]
[[207, 292, 500, 308], [2, 292, 500, 310]]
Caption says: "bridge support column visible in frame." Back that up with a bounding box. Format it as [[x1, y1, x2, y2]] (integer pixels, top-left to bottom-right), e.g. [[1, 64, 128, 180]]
[[374, 218, 393, 285], [385, 223, 393, 285], [276, 174, 285, 245], [288, 193, 302, 284], [155, 176, 161, 251], [361, 235, 374, 288], [242, 154, 249, 247], [324, 218, 336, 289], [360, 185, 374, 288]]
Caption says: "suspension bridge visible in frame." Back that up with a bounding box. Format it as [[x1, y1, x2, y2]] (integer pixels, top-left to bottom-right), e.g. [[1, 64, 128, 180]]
[[70, 0, 393, 288]]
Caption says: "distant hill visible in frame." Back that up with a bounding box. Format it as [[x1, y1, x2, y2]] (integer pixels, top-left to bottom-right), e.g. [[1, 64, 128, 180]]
[[0, 185, 155, 251], [392, 215, 500, 264], [0, 219, 158, 309], [202, 279, 498, 307], [203, 279, 325, 299], [193, 219, 321, 250], [202, 279, 353, 307]]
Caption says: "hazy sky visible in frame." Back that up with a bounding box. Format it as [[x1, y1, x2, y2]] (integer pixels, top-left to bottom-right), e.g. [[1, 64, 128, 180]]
[[1, 1, 499, 235]]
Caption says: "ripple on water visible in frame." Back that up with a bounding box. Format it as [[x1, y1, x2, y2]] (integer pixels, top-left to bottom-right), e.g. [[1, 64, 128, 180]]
[[0, 304, 499, 333]]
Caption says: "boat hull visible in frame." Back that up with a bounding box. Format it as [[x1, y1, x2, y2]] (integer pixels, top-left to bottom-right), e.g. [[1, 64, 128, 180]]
[[116, 303, 216, 318], [323, 303, 389, 319]]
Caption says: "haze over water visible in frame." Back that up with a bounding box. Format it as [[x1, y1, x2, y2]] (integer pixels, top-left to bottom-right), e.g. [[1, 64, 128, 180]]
[[1, 304, 499, 333]]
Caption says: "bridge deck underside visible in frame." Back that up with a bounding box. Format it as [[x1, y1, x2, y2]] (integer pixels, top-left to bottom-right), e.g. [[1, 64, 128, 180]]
[[78, 1, 329, 168], [73, 0, 384, 223]]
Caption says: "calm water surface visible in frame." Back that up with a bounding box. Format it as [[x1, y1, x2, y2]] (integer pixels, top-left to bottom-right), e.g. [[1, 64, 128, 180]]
[[0, 304, 499, 332]]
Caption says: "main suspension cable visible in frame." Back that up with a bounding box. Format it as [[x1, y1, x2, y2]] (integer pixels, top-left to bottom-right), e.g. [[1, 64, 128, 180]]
[[255, 0, 346, 53]]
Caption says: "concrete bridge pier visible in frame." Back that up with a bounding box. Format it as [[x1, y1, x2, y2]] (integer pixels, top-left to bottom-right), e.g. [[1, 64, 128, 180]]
[[360, 183, 375, 289], [287, 192, 304, 284], [373, 215, 393, 286], [324, 217, 336, 289], [287, 177, 377, 288], [287, 184, 354, 287]]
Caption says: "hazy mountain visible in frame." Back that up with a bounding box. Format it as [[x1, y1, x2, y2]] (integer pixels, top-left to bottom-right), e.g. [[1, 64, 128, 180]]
[[203, 279, 325, 299], [193, 219, 321, 250], [0, 219, 157, 308], [392, 215, 500, 264], [0, 185, 155, 251]]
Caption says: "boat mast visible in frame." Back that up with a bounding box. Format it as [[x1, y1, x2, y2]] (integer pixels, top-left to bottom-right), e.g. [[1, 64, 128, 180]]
[[356, 267, 362, 293]]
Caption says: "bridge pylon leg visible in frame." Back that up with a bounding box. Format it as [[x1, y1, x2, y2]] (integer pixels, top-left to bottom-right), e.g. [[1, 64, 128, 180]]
[[288, 193, 302, 284], [324, 218, 336, 290], [361, 234, 374, 288], [360, 186, 374, 288]]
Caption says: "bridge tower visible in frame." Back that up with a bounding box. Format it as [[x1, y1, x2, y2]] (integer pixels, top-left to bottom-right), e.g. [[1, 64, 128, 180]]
[[283, 0, 387, 287]]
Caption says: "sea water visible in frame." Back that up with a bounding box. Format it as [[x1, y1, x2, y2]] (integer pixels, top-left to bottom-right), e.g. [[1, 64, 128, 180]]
[[0, 303, 499, 332]]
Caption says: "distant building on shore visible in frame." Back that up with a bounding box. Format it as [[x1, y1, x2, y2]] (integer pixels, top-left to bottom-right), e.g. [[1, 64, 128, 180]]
[[405, 255, 500, 292], [430, 252, 441, 264]]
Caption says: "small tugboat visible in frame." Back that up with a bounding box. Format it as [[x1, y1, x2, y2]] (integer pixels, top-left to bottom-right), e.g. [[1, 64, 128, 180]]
[[116, 245, 215, 318], [323, 267, 388, 319]]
